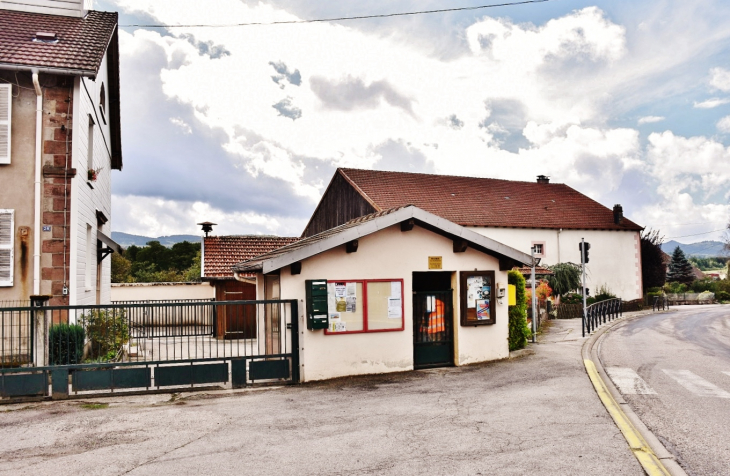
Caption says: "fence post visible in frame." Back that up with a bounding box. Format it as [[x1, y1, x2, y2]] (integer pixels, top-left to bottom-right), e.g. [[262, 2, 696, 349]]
[[290, 300, 300, 384], [30, 295, 50, 367]]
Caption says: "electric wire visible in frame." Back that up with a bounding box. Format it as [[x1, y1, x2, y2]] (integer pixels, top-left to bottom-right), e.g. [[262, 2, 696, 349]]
[[120, 0, 554, 28], [666, 228, 727, 239]]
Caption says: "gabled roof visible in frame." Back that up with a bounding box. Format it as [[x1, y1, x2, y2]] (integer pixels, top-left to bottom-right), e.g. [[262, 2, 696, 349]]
[[0, 9, 118, 77], [233, 205, 533, 274], [203, 235, 298, 279], [334, 168, 643, 232]]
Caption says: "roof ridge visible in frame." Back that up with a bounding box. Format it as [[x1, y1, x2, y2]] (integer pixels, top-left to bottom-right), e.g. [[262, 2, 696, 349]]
[[339, 167, 564, 186]]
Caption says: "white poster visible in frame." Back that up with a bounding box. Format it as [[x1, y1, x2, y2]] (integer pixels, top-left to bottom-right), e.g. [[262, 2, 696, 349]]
[[334, 282, 347, 298], [390, 281, 401, 298], [327, 283, 337, 313], [388, 297, 402, 318], [346, 282, 357, 296], [346, 296, 356, 312], [466, 276, 483, 309]]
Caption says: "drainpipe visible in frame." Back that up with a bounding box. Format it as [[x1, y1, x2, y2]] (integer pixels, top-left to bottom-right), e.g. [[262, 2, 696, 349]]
[[32, 70, 43, 295]]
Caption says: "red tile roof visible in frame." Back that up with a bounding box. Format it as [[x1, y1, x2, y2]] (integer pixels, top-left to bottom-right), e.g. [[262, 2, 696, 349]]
[[338, 168, 643, 231], [203, 236, 299, 279], [0, 9, 117, 76]]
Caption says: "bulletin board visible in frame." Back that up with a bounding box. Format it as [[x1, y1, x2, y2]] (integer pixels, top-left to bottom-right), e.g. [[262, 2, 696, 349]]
[[325, 279, 404, 334], [459, 271, 496, 326]]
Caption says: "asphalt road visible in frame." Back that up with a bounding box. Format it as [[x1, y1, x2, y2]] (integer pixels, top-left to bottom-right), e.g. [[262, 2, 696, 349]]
[[600, 304, 730, 476], [0, 319, 643, 476]]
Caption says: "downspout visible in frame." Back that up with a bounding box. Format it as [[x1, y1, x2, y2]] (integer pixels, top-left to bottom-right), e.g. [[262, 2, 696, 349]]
[[557, 228, 562, 264], [32, 70, 42, 295]]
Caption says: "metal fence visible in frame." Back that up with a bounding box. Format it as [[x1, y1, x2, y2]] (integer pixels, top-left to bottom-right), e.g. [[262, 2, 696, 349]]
[[0, 299, 299, 400], [583, 298, 622, 336]]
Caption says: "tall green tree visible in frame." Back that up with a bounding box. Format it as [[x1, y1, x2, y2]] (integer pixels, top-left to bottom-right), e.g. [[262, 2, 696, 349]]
[[507, 269, 531, 351], [546, 263, 582, 297], [666, 246, 695, 284], [641, 229, 666, 289]]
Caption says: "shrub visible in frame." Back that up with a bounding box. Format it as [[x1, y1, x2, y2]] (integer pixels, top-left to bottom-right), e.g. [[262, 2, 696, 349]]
[[80, 309, 129, 362], [508, 270, 532, 351], [717, 291, 730, 302], [49, 324, 85, 365], [664, 282, 688, 294], [561, 293, 584, 304]]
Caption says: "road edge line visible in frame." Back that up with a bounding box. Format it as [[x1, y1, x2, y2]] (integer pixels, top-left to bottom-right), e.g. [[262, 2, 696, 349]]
[[581, 311, 685, 476]]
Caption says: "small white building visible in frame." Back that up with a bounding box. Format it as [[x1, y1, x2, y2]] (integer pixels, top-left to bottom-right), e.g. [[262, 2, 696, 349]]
[[233, 206, 531, 382], [0, 1, 122, 306]]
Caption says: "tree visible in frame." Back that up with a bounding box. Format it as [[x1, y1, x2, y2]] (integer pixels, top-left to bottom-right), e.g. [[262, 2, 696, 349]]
[[641, 229, 666, 290], [546, 263, 582, 297], [111, 253, 132, 283], [666, 246, 695, 284], [507, 269, 531, 351]]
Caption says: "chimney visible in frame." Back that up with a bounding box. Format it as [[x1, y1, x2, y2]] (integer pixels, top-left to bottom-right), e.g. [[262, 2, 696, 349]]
[[613, 204, 623, 225], [536, 175, 550, 184]]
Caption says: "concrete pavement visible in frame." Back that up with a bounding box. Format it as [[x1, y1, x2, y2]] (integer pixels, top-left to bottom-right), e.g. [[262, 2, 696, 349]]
[[0, 317, 644, 475]]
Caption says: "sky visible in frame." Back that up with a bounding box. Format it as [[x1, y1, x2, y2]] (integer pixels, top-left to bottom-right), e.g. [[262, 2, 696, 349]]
[[97, 0, 730, 246]]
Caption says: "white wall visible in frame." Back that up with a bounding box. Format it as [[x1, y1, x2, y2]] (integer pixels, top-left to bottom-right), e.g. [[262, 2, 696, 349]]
[[273, 224, 510, 383], [467, 227, 642, 300], [70, 52, 114, 305], [0, 0, 87, 17], [111, 282, 215, 301]]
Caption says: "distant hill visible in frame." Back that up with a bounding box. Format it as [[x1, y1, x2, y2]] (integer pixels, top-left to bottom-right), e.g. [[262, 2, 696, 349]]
[[661, 240, 727, 257], [112, 232, 201, 248]]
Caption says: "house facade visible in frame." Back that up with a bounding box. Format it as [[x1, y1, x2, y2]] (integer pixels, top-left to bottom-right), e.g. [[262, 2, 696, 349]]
[[0, 1, 122, 306], [302, 168, 644, 300], [233, 206, 532, 382]]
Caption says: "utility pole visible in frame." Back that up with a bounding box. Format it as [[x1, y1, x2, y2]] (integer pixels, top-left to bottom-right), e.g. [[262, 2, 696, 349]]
[[531, 246, 537, 343], [581, 237, 587, 337]]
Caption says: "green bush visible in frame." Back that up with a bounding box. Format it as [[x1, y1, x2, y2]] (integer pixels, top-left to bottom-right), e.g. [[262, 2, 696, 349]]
[[49, 324, 85, 365], [716, 291, 730, 302], [664, 282, 688, 294], [80, 309, 129, 362], [508, 270, 532, 351], [561, 293, 584, 304]]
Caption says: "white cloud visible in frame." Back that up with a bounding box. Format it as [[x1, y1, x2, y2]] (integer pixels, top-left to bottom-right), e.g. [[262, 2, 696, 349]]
[[108, 1, 730, 241], [694, 97, 730, 109], [710, 67, 730, 92], [717, 115, 730, 133], [638, 116, 665, 124]]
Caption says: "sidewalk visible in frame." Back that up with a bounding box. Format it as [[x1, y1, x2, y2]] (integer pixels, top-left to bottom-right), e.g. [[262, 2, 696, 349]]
[[0, 318, 644, 476]]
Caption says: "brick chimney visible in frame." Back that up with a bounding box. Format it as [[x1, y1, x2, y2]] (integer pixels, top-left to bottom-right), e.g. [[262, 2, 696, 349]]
[[613, 204, 623, 225], [536, 175, 550, 184]]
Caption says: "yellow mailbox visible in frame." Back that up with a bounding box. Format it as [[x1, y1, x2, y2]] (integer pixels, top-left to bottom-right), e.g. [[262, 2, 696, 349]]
[[508, 284, 516, 306]]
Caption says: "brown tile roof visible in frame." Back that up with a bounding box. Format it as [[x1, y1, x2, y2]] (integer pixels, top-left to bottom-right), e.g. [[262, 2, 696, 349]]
[[516, 266, 554, 276], [0, 9, 117, 76], [338, 168, 643, 231], [203, 235, 299, 279]]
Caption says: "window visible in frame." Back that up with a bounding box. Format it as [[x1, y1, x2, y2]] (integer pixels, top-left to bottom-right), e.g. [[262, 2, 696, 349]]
[[531, 241, 545, 257], [0, 209, 14, 286], [325, 279, 404, 334], [459, 271, 496, 326], [99, 82, 106, 119], [87, 115, 95, 177], [0, 84, 11, 164], [85, 224, 93, 290]]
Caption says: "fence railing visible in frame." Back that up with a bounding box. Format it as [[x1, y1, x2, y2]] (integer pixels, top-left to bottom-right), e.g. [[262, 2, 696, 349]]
[[1, 300, 296, 368], [583, 298, 622, 336]]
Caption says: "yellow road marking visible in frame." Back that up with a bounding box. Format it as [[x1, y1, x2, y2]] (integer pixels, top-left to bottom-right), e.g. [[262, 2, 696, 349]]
[[584, 359, 671, 476]]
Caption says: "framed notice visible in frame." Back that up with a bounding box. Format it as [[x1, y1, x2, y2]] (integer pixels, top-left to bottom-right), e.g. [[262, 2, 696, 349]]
[[459, 271, 496, 326]]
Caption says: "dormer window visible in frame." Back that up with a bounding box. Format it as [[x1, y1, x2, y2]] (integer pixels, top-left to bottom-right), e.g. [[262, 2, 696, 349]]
[[33, 32, 59, 44]]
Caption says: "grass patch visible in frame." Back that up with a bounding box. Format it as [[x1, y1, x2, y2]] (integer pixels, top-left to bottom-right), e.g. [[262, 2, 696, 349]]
[[80, 402, 109, 410]]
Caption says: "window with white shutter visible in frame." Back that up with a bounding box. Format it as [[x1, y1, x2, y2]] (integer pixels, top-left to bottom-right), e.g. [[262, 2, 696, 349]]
[[0, 210, 13, 286], [0, 84, 11, 164]]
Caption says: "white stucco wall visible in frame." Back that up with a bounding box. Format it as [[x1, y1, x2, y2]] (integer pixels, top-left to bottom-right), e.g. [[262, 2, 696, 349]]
[[269, 224, 510, 383], [70, 56, 114, 306], [110, 282, 215, 301], [467, 227, 642, 300]]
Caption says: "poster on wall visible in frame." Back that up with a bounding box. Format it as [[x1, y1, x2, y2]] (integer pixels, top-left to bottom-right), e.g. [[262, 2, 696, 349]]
[[346, 296, 357, 312], [476, 299, 490, 320], [388, 297, 402, 318], [466, 276, 483, 308]]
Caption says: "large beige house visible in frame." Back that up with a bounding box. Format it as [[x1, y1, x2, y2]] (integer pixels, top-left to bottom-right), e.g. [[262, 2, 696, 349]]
[[0, 1, 122, 306]]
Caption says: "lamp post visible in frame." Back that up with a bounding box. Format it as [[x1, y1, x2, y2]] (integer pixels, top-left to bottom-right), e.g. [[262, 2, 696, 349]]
[[531, 246, 538, 344]]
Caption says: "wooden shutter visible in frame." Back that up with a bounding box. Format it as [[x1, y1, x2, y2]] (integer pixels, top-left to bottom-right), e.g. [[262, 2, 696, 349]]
[[0, 84, 10, 164], [0, 210, 13, 286]]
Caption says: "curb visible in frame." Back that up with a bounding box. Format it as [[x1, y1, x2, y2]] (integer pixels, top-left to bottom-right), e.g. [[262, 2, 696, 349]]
[[581, 310, 686, 476]]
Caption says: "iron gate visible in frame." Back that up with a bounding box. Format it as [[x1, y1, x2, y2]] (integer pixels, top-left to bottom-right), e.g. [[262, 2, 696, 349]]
[[413, 290, 454, 369], [0, 299, 299, 401]]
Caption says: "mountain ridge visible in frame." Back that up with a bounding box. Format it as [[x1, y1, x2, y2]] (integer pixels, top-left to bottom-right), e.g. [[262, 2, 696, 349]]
[[112, 232, 201, 248]]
